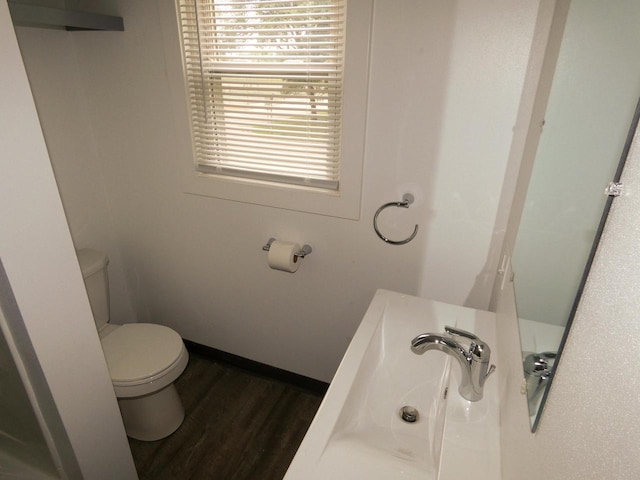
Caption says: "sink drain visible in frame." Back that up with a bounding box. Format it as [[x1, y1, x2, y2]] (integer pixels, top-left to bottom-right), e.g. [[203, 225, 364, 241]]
[[399, 406, 419, 423]]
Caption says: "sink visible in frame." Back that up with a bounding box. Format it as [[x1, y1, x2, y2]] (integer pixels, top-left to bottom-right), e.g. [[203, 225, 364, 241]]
[[284, 290, 501, 480]]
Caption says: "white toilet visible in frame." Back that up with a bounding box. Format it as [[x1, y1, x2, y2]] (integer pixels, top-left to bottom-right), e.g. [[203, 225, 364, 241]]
[[77, 248, 189, 441]]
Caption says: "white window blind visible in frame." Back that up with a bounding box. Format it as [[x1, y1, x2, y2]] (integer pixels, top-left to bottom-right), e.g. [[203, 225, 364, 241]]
[[178, 0, 346, 190]]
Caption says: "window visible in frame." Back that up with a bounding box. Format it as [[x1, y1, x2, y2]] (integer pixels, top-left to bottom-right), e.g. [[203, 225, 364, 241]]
[[175, 0, 371, 219], [178, 0, 346, 190]]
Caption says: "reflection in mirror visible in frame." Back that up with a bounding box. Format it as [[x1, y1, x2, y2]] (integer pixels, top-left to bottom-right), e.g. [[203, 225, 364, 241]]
[[511, 0, 640, 431]]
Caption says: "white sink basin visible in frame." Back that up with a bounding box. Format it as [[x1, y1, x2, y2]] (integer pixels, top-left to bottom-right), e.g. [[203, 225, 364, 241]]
[[285, 290, 500, 480]]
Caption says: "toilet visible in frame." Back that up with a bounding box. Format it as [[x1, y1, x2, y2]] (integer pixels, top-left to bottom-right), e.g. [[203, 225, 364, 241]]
[[77, 248, 189, 441]]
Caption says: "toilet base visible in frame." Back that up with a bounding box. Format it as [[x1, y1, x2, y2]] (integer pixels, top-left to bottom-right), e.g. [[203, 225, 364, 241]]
[[118, 383, 185, 441]]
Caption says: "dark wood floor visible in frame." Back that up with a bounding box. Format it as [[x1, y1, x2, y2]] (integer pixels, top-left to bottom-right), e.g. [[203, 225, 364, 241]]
[[128, 351, 324, 480]]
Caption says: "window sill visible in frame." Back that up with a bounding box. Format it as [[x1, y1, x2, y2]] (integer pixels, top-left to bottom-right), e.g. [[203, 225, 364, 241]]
[[183, 168, 359, 219]]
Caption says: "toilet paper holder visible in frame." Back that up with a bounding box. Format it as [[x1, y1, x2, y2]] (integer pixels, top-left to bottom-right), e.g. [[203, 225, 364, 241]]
[[262, 238, 313, 258]]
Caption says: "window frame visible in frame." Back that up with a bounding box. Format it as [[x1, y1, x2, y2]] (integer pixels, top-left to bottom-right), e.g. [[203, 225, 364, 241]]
[[174, 0, 372, 220]]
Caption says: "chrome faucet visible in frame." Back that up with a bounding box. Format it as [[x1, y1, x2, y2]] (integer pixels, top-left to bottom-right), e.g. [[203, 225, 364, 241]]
[[410, 326, 496, 402]]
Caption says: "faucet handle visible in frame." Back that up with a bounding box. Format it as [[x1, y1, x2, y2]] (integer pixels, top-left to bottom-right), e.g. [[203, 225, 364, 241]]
[[444, 326, 478, 341], [445, 325, 491, 362]]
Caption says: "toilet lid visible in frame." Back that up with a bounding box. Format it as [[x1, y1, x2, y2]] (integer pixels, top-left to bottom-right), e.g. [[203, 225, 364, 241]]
[[101, 324, 185, 383]]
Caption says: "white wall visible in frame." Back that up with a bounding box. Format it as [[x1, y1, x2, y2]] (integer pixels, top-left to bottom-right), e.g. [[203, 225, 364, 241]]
[[14, 26, 136, 326], [0, 3, 136, 478], [496, 120, 640, 475], [416, 0, 541, 308], [15, 0, 540, 382]]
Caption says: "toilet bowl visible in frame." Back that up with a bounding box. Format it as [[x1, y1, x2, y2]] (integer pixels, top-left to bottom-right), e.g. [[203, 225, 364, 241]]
[[77, 249, 189, 441]]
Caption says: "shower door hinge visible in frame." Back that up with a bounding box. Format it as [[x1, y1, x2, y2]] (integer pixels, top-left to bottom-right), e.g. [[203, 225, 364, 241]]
[[604, 181, 623, 197]]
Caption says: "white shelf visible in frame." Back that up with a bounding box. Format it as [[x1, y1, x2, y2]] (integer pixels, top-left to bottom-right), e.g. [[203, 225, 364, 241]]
[[8, 2, 124, 31]]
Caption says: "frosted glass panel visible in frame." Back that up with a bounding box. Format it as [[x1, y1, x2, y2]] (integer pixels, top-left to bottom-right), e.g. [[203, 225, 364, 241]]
[[0, 314, 60, 479], [512, 0, 640, 430]]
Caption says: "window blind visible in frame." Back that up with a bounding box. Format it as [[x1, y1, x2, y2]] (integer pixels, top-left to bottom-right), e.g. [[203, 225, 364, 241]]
[[178, 0, 346, 190]]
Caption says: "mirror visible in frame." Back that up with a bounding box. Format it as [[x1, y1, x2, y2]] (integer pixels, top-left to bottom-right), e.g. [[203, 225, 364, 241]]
[[511, 0, 640, 430]]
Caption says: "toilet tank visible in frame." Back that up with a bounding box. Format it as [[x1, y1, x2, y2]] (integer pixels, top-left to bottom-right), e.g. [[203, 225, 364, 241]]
[[77, 249, 110, 330]]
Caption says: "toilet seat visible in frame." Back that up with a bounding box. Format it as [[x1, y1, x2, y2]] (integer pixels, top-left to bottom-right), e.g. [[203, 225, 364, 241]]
[[101, 323, 189, 398]]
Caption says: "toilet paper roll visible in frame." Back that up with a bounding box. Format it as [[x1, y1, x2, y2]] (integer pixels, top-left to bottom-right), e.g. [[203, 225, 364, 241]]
[[268, 241, 301, 273]]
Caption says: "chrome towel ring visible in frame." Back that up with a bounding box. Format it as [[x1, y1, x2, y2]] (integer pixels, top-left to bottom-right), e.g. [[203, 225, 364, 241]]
[[373, 193, 419, 245]]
